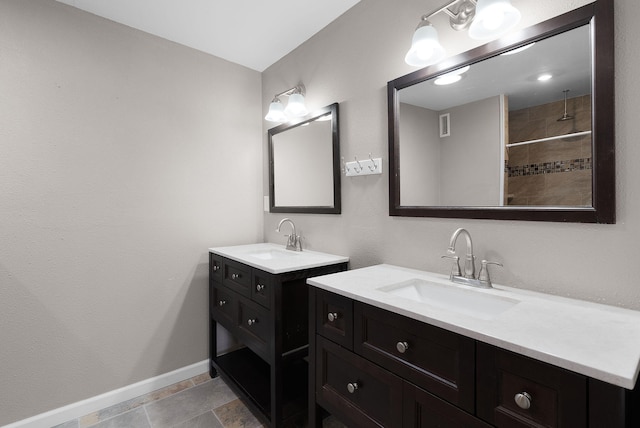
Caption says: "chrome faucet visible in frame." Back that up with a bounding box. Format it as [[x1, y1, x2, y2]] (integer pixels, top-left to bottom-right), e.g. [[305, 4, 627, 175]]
[[276, 218, 302, 252], [442, 228, 502, 288]]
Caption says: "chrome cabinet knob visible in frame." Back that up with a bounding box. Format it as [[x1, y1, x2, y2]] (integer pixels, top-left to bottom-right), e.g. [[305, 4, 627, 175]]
[[212, 265, 219, 271], [514, 392, 532, 410], [396, 341, 409, 353], [327, 312, 339, 322], [231, 273, 240, 280], [247, 318, 257, 326], [256, 284, 265, 292], [347, 382, 359, 394], [218, 300, 226, 307]]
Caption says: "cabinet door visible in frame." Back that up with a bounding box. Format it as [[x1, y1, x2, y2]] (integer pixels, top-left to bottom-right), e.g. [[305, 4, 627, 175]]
[[354, 302, 475, 413], [209, 253, 223, 282], [316, 336, 403, 428], [404, 382, 492, 428], [315, 288, 354, 350], [237, 299, 270, 361], [251, 270, 272, 309], [210, 282, 236, 331], [476, 342, 587, 427]]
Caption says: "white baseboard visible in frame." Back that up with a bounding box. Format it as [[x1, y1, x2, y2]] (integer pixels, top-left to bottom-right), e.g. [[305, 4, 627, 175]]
[[2, 360, 210, 428]]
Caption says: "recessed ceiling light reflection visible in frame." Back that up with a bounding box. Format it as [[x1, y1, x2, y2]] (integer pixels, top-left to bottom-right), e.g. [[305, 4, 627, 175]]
[[434, 65, 471, 86], [501, 43, 535, 56], [537, 73, 553, 82]]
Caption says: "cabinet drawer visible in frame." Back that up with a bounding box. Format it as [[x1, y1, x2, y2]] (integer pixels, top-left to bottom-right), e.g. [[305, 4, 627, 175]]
[[354, 302, 475, 413], [251, 271, 272, 309], [210, 282, 236, 330], [476, 342, 587, 427], [404, 382, 491, 428], [209, 253, 223, 281], [238, 300, 270, 358], [223, 259, 251, 297], [315, 288, 354, 350], [316, 336, 403, 428]]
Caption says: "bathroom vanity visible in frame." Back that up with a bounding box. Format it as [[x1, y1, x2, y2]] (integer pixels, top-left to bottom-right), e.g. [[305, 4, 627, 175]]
[[307, 265, 640, 427], [208, 243, 348, 427]]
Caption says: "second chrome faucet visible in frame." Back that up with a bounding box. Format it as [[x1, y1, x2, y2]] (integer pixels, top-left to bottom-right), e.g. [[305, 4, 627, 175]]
[[442, 228, 502, 288], [276, 218, 302, 252]]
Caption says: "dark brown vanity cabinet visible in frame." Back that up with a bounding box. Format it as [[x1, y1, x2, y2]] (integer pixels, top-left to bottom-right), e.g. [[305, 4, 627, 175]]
[[209, 253, 347, 427], [308, 287, 640, 427]]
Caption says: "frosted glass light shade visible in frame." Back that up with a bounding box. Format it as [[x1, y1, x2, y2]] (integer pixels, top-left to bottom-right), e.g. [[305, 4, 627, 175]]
[[265, 99, 287, 122], [468, 0, 521, 40], [405, 23, 446, 67], [284, 93, 308, 117]]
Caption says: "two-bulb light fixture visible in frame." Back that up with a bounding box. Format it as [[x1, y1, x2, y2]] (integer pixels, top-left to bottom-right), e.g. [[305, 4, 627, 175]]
[[264, 84, 309, 123], [405, 0, 522, 67]]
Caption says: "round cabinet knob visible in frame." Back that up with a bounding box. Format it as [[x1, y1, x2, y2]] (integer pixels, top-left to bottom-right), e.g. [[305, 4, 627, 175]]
[[327, 312, 339, 322], [396, 341, 409, 354], [514, 392, 532, 410], [213, 265, 219, 272], [231, 273, 240, 280], [247, 318, 257, 326], [218, 300, 226, 307], [256, 284, 265, 292], [347, 382, 359, 394]]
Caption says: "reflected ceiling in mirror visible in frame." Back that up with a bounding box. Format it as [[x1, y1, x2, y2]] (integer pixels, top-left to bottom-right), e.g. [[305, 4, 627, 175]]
[[388, 1, 615, 223], [268, 103, 341, 214]]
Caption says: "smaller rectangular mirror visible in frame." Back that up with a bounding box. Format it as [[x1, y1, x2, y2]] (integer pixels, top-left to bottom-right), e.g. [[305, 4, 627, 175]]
[[269, 103, 341, 214]]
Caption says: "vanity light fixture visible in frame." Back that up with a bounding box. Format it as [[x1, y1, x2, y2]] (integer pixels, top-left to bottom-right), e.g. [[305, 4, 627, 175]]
[[265, 84, 309, 123], [405, 0, 521, 67]]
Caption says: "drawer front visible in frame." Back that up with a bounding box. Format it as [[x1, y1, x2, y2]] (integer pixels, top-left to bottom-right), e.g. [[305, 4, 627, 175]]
[[223, 259, 251, 297], [404, 382, 492, 428], [316, 336, 403, 428], [210, 282, 236, 330], [315, 288, 354, 350], [251, 270, 272, 309], [476, 342, 587, 427], [209, 253, 223, 281], [354, 302, 475, 413], [238, 300, 270, 358]]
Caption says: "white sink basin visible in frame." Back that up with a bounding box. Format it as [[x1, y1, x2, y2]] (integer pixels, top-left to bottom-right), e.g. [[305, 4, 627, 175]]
[[379, 278, 519, 320], [247, 249, 301, 260]]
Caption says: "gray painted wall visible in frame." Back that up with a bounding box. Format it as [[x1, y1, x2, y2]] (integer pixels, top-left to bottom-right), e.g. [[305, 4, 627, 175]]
[[262, 0, 639, 312], [0, 1, 263, 424]]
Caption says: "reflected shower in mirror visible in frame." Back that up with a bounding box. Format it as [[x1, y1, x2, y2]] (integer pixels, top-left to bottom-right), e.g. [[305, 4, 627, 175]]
[[388, 1, 615, 223], [268, 103, 341, 214]]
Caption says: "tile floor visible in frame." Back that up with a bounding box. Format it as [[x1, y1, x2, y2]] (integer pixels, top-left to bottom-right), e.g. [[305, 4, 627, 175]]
[[53, 373, 346, 428], [53, 373, 265, 428]]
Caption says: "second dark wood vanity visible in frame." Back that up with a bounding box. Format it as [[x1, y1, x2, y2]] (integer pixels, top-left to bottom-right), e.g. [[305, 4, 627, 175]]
[[308, 286, 640, 427], [208, 244, 348, 427]]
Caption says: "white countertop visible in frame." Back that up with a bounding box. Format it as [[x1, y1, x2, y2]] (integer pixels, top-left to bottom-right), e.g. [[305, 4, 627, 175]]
[[209, 242, 349, 274], [307, 264, 640, 390]]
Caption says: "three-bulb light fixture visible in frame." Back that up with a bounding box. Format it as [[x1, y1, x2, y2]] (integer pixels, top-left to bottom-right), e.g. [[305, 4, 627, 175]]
[[264, 84, 309, 123], [405, 0, 522, 67]]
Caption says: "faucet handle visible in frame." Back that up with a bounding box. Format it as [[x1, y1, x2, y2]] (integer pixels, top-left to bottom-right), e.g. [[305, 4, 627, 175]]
[[478, 260, 503, 288], [441, 255, 461, 279]]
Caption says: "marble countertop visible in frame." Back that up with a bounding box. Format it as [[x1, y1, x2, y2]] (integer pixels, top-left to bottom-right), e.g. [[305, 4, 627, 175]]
[[307, 264, 640, 390], [209, 242, 349, 274]]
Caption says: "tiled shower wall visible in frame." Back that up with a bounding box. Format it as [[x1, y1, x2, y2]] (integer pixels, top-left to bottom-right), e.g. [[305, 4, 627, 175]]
[[506, 95, 592, 206]]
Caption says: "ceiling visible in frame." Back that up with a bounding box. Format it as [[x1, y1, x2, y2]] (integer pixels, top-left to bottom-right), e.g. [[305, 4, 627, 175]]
[[55, 0, 361, 72]]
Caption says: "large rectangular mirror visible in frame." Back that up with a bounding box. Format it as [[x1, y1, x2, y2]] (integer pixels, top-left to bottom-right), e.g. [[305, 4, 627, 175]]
[[268, 103, 341, 214], [388, 1, 614, 223]]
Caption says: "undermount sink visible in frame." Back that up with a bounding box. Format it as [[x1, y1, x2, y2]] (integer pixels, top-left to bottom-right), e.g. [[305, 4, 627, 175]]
[[247, 248, 301, 260], [379, 278, 519, 320]]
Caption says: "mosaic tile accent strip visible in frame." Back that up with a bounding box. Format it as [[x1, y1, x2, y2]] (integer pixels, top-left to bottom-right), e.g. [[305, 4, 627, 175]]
[[507, 158, 592, 177]]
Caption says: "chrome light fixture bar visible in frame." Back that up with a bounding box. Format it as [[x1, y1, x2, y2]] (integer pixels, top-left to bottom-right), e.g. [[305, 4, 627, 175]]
[[406, 0, 521, 67], [265, 84, 309, 123]]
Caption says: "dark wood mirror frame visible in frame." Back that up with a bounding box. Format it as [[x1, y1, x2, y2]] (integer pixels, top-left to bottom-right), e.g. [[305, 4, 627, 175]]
[[268, 102, 341, 214], [388, 1, 614, 223]]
